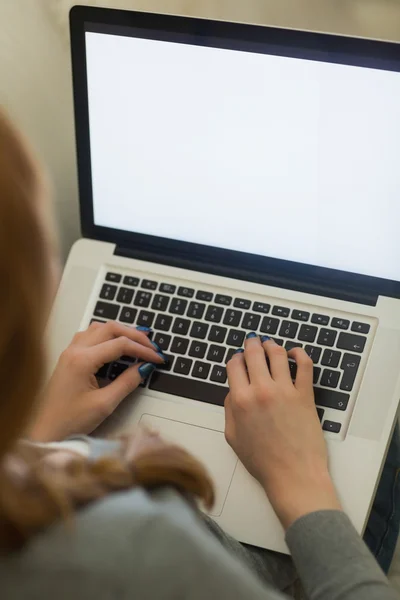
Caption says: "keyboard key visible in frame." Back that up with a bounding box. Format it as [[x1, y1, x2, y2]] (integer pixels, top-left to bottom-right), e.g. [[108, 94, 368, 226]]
[[331, 318, 350, 330], [234, 298, 251, 310], [253, 302, 271, 314], [337, 332, 366, 353], [352, 321, 370, 334], [289, 361, 297, 380], [109, 362, 129, 381], [157, 354, 174, 372], [225, 348, 236, 363], [94, 301, 120, 320], [96, 362, 111, 379], [119, 306, 137, 324], [105, 272, 121, 283], [279, 320, 299, 339], [120, 355, 136, 364], [209, 325, 227, 344], [223, 310, 242, 327], [170, 298, 188, 315], [321, 350, 341, 368], [340, 353, 361, 392], [226, 329, 245, 347], [242, 313, 261, 330], [100, 284, 117, 301], [90, 318, 105, 324], [274, 338, 284, 346], [210, 365, 227, 384], [149, 372, 227, 406], [117, 287, 134, 304], [298, 325, 317, 343], [260, 317, 279, 335], [313, 367, 321, 384], [317, 328, 337, 347], [317, 408, 324, 422], [285, 341, 302, 351], [173, 357, 193, 375], [151, 294, 170, 312], [142, 279, 157, 290], [172, 318, 190, 335], [153, 333, 171, 351], [272, 306, 290, 318], [187, 302, 206, 319], [305, 345, 322, 364], [207, 345, 226, 363], [154, 314, 172, 331], [292, 310, 310, 322], [159, 283, 176, 294], [321, 369, 340, 388], [312, 313, 330, 326], [137, 311, 155, 328], [215, 294, 232, 306], [323, 421, 341, 434], [196, 290, 213, 302], [190, 322, 209, 340], [123, 276, 140, 287], [170, 336, 189, 354], [189, 341, 207, 359], [205, 305, 224, 323], [314, 388, 349, 411], [178, 286, 194, 298], [134, 291, 152, 308], [192, 361, 211, 380]]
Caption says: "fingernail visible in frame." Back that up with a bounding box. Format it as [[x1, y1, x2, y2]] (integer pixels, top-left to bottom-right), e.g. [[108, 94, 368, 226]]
[[138, 363, 156, 379], [233, 348, 244, 354], [246, 332, 257, 339], [136, 326, 152, 332], [151, 340, 162, 353], [157, 352, 169, 364], [260, 335, 271, 343]]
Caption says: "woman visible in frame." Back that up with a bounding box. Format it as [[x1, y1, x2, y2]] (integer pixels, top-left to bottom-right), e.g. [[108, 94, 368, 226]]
[[0, 109, 397, 600]]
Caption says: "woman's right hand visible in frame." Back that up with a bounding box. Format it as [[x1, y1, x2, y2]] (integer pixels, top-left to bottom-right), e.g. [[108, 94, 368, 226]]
[[225, 335, 342, 529]]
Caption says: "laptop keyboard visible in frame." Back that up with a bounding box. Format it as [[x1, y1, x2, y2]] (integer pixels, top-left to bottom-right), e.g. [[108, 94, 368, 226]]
[[91, 271, 372, 437]]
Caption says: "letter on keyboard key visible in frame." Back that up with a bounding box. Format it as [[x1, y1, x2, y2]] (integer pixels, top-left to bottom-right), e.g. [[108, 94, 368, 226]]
[[192, 361, 211, 380], [190, 322, 209, 339], [173, 357, 193, 375], [314, 388, 349, 411], [153, 333, 172, 351], [226, 329, 245, 347], [149, 372, 228, 406], [94, 301, 120, 320], [210, 365, 227, 384]]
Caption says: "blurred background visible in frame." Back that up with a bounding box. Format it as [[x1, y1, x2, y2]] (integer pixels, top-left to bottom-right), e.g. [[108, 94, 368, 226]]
[[0, 0, 400, 259]]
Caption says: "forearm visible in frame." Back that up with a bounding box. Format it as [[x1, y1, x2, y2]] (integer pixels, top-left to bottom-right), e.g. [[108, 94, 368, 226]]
[[285, 510, 397, 600]]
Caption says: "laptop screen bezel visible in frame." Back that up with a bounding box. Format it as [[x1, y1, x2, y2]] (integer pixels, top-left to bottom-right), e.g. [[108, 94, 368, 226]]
[[70, 5, 400, 305]]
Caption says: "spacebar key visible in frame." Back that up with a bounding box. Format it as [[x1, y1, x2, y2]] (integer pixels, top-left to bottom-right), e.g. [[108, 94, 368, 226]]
[[149, 372, 228, 406]]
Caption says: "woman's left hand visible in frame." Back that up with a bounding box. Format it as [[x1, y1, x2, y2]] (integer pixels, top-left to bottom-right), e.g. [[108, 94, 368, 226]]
[[28, 321, 165, 442]]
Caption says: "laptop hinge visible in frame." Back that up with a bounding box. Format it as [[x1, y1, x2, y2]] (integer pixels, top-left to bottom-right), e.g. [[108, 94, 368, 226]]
[[114, 245, 378, 307]]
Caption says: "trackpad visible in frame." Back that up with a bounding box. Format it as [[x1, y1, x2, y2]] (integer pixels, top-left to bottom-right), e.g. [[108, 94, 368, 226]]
[[139, 414, 237, 517]]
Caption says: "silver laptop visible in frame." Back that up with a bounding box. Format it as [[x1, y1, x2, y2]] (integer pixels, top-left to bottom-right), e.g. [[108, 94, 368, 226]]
[[49, 5, 400, 553]]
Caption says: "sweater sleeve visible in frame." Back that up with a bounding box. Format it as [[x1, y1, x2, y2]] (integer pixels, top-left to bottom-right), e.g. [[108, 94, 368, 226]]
[[285, 510, 398, 600]]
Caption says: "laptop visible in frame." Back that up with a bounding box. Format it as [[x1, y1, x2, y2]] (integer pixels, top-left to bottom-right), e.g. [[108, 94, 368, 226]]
[[48, 5, 400, 553]]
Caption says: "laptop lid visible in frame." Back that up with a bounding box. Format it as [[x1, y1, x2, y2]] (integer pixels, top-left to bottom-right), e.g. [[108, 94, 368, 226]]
[[70, 6, 400, 306]]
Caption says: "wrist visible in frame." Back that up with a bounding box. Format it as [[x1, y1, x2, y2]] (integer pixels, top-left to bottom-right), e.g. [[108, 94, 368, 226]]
[[263, 468, 342, 530]]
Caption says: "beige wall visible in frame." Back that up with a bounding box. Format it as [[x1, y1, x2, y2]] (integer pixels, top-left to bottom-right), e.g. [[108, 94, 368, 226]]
[[0, 0, 400, 258]]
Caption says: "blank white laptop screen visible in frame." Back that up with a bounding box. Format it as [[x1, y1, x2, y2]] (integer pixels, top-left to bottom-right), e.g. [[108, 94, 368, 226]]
[[85, 31, 400, 282]]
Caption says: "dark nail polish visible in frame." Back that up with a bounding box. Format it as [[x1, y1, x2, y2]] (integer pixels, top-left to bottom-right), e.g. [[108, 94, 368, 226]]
[[136, 326, 152, 332], [151, 340, 162, 353], [233, 348, 244, 354], [260, 335, 271, 343], [138, 363, 156, 379], [246, 332, 257, 339], [157, 352, 169, 364]]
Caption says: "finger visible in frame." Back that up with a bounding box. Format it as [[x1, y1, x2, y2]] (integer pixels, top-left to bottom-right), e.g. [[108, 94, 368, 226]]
[[223, 392, 236, 447], [226, 349, 249, 390], [77, 321, 153, 349], [288, 348, 314, 395], [95, 362, 155, 415], [244, 333, 272, 385], [262, 337, 291, 382], [89, 337, 164, 371]]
